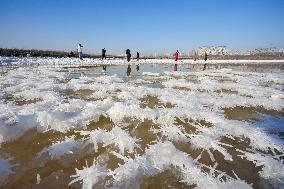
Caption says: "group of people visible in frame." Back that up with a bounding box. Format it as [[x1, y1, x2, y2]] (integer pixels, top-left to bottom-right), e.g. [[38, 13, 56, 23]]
[[77, 44, 140, 62], [77, 44, 208, 72], [173, 50, 208, 62], [78, 44, 207, 63], [173, 50, 208, 71]]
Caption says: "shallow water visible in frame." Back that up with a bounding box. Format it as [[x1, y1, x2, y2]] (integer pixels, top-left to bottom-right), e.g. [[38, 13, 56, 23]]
[[0, 62, 284, 189]]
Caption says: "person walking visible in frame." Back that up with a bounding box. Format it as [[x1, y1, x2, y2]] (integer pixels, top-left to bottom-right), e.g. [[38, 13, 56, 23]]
[[173, 50, 179, 71], [136, 52, 140, 61], [77, 43, 83, 60], [126, 49, 131, 62], [102, 48, 107, 59], [205, 52, 208, 61]]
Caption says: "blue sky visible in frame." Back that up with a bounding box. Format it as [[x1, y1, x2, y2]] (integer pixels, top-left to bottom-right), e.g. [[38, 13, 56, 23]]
[[0, 0, 284, 55]]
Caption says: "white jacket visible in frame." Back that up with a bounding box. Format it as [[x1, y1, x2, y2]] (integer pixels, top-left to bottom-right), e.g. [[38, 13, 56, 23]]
[[77, 45, 82, 53]]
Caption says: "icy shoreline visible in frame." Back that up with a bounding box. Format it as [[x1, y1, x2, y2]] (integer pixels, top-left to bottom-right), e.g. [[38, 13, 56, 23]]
[[1, 56, 284, 67]]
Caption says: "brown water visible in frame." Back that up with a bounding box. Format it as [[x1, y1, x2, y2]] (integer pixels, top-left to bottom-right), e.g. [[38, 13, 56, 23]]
[[0, 63, 283, 189]]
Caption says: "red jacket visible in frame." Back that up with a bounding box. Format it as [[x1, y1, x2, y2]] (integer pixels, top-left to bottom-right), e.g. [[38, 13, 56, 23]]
[[175, 51, 179, 61]]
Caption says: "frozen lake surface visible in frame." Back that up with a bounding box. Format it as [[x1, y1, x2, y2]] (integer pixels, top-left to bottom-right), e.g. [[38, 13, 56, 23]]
[[0, 57, 284, 189]]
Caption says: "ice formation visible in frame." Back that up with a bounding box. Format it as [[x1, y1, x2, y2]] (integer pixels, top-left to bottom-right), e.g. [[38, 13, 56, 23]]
[[37, 136, 83, 159], [80, 126, 140, 155], [36, 173, 41, 184], [238, 149, 284, 184], [0, 56, 283, 188], [70, 160, 107, 189]]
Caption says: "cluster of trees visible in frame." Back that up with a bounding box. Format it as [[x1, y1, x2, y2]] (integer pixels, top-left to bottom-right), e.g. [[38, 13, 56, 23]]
[[0, 48, 95, 58]]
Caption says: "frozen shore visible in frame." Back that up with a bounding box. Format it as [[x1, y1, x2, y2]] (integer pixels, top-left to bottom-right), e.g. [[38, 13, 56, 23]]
[[0, 58, 283, 188], [1, 56, 284, 67]]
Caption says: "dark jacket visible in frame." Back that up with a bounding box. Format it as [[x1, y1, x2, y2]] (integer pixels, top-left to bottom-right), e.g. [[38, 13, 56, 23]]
[[126, 49, 131, 55], [102, 49, 106, 57]]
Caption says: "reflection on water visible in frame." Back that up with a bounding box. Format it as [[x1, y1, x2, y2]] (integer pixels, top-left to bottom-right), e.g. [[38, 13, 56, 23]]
[[102, 65, 107, 71], [126, 64, 131, 77], [61, 63, 283, 81]]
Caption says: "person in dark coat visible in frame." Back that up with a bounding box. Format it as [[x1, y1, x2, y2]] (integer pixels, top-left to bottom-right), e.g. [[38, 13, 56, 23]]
[[136, 52, 140, 71], [205, 52, 208, 61], [126, 49, 131, 62], [102, 48, 107, 59]]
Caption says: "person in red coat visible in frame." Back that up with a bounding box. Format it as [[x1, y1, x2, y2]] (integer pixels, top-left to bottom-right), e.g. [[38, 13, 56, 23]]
[[173, 50, 179, 71], [175, 50, 179, 61]]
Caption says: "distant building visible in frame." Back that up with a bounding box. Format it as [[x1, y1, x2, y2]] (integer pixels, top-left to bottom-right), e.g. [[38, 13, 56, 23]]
[[237, 50, 253, 56], [255, 47, 277, 54], [197, 46, 228, 56]]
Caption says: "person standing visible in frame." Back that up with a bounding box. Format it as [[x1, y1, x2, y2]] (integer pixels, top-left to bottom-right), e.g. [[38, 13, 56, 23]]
[[126, 49, 131, 62], [194, 50, 197, 61], [102, 48, 107, 59], [173, 50, 179, 71], [175, 50, 179, 61], [77, 44, 83, 60], [135, 52, 140, 72], [205, 52, 208, 61]]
